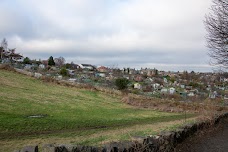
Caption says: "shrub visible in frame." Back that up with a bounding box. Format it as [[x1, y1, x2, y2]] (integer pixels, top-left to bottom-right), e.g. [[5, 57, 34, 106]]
[[60, 67, 68, 76], [0, 64, 15, 71], [115, 78, 129, 90], [23, 57, 31, 64]]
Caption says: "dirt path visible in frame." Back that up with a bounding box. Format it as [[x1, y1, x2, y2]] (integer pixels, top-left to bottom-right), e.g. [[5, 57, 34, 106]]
[[176, 118, 228, 152]]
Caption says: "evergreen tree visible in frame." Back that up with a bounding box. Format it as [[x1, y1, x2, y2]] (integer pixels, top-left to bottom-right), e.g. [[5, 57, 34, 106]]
[[48, 56, 55, 66], [23, 57, 31, 64]]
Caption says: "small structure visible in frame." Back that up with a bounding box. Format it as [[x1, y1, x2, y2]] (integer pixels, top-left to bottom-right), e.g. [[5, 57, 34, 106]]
[[97, 73, 106, 77], [161, 88, 168, 94], [209, 91, 217, 99], [224, 95, 228, 100], [68, 78, 77, 82], [134, 83, 142, 90], [134, 75, 143, 82], [70, 63, 80, 69], [180, 84, 185, 89], [97, 66, 108, 73], [152, 83, 160, 90], [78, 64, 96, 71], [67, 70, 75, 76], [169, 87, 176, 94], [188, 92, 195, 97], [39, 64, 45, 69]]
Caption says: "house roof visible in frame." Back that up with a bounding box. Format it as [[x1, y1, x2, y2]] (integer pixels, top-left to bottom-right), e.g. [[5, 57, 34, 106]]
[[10, 53, 23, 58], [79, 64, 96, 69], [97, 66, 108, 70], [0, 48, 23, 58]]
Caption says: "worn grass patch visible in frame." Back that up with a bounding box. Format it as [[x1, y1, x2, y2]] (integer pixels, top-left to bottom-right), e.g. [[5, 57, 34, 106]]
[[0, 70, 196, 151]]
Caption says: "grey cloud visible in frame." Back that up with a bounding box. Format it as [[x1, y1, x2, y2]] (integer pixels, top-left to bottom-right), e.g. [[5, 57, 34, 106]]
[[0, 0, 213, 72]]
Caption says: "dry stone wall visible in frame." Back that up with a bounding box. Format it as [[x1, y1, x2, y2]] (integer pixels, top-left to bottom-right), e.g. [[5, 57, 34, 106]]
[[15, 113, 228, 152]]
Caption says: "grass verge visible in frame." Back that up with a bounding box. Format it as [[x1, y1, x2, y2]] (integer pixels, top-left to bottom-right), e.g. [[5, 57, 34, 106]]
[[0, 70, 196, 151]]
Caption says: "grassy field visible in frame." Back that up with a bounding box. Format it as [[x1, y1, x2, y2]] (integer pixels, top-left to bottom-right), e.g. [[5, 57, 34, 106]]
[[0, 69, 196, 151]]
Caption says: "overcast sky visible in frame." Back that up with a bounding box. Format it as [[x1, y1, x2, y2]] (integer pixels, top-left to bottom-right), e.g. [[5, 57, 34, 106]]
[[0, 0, 213, 72]]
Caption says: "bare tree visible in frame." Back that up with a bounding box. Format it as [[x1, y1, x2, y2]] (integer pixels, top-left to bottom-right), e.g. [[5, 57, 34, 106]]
[[54, 56, 65, 67], [1, 38, 8, 59], [204, 0, 228, 69], [59, 56, 65, 66], [0, 46, 3, 60], [1, 38, 8, 50]]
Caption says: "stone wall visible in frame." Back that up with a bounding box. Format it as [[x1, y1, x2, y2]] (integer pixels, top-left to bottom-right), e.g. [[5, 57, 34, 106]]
[[15, 113, 228, 152]]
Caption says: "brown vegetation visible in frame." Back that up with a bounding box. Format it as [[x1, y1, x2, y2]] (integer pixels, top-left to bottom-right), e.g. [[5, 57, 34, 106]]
[[0, 64, 15, 72]]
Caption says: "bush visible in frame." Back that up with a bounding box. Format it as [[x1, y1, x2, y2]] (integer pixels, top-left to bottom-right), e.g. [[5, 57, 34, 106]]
[[60, 67, 68, 76], [0, 64, 15, 71], [23, 57, 31, 64], [115, 78, 129, 90]]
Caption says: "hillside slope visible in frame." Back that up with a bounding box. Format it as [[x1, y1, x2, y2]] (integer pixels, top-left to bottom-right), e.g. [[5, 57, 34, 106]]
[[0, 69, 195, 151]]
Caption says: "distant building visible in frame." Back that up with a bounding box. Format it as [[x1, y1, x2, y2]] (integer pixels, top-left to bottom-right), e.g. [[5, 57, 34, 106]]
[[39, 64, 45, 69], [169, 87, 176, 94], [209, 91, 217, 99], [161, 88, 168, 94], [78, 64, 96, 70], [0, 47, 23, 63], [134, 83, 142, 90], [97, 66, 108, 73], [134, 75, 143, 82], [188, 92, 195, 97], [41, 60, 48, 67]]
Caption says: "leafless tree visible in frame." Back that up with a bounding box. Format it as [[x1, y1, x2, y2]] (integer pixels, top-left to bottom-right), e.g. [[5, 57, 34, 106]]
[[204, 0, 228, 69], [1, 38, 8, 50], [1, 38, 8, 59], [0, 47, 3, 60], [54, 56, 65, 67]]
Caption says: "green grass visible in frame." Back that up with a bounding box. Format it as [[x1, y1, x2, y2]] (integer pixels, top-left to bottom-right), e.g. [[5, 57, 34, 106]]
[[0, 70, 196, 151]]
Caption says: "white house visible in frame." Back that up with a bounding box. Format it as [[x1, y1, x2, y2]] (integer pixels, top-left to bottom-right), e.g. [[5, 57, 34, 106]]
[[152, 83, 160, 90], [161, 88, 168, 94], [180, 84, 185, 89], [209, 91, 217, 99], [169, 87, 176, 94], [78, 64, 95, 70], [188, 92, 195, 97], [134, 83, 142, 90], [97, 73, 106, 77], [67, 70, 75, 76], [68, 78, 77, 82], [39, 64, 45, 69]]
